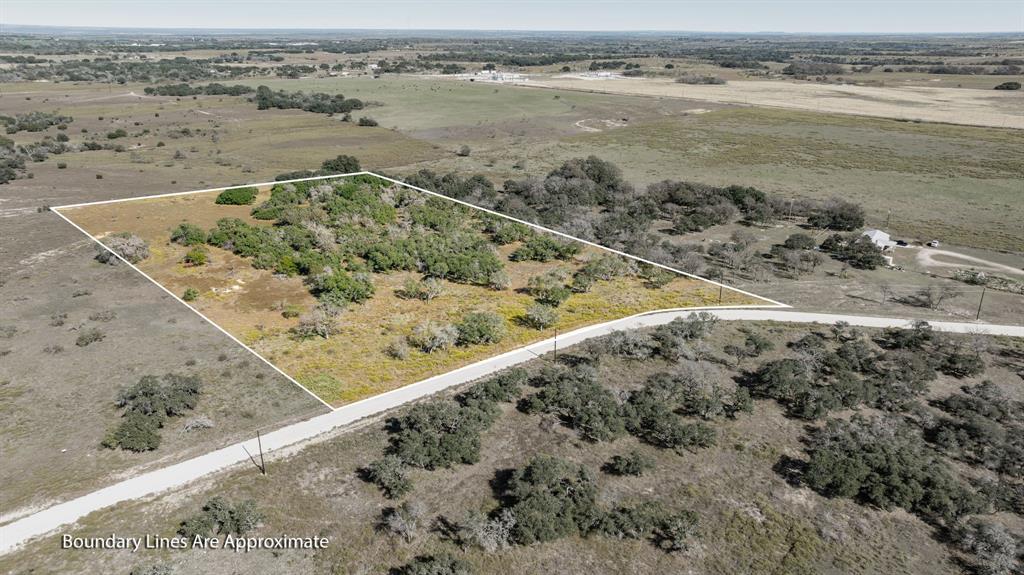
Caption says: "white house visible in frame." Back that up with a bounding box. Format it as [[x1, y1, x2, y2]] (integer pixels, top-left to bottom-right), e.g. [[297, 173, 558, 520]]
[[862, 229, 896, 251]]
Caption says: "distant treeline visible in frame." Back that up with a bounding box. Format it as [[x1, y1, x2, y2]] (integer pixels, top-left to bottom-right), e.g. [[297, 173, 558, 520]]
[[421, 51, 646, 67], [782, 61, 845, 76], [254, 85, 364, 114], [143, 83, 254, 96], [3, 57, 266, 83], [898, 64, 1022, 75]]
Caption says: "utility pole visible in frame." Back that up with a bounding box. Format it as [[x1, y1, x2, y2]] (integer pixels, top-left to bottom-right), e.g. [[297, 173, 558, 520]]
[[257, 430, 266, 476], [976, 287, 986, 321], [553, 328, 557, 362], [243, 431, 267, 476], [718, 284, 723, 304]]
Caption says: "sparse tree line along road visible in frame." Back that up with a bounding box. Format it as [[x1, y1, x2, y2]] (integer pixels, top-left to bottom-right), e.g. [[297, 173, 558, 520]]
[[0, 307, 1020, 555]]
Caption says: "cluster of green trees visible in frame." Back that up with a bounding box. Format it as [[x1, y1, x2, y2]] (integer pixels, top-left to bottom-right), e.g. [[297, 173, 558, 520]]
[[361, 231, 504, 287], [820, 233, 886, 269], [806, 199, 865, 231], [363, 369, 527, 497], [403, 169, 497, 202], [782, 61, 845, 76], [521, 313, 748, 452], [804, 415, 985, 525], [1, 111, 72, 133], [6, 56, 262, 83], [460, 454, 700, 552], [253, 85, 364, 114], [102, 374, 202, 452], [927, 381, 1023, 479], [747, 322, 981, 420], [142, 83, 254, 96]]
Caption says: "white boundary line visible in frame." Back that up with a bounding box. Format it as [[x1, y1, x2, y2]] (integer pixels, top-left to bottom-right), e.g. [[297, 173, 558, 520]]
[[51, 171, 788, 409]]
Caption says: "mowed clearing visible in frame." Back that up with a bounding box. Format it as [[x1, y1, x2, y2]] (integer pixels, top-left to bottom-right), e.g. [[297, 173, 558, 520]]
[[59, 182, 762, 406], [531, 76, 1024, 129]]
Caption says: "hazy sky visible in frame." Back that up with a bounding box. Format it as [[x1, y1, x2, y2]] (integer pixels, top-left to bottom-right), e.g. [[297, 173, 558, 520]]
[[2, 1, 1021, 33]]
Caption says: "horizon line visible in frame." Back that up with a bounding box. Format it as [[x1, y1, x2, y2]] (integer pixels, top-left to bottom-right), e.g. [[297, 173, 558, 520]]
[[3, 23, 1022, 36]]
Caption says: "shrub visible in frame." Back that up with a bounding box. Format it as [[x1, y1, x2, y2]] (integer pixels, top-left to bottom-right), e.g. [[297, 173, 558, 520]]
[[486, 219, 532, 245], [641, 266, 675, 288], [319, 154, 361, 174], [182, 287, 199, 302], [408, 321, 459, 353], [724, 331, 774, 365], [994, 81, 1021, 90], [456, 311, 507, 345], [395, 555, 472, 575], [952, 519, 1018, 575], [292, 308, 340, 339], [391, 400, 490, 469], [398, 277, 444, 301], [457, 509, 516, 552], [309, 269, 374, 306], [523, 365, 626, 442], [102, 412, 161, 451], [182, 246, 208, 266], [505, 455, 601, 545], [623, 380, 717, 452], [75, 327, 105, 347], [510, 234, 581, 262], [364, 455, 413, 498], [655, 510, 700, 552], [88, 310, 117, 322], [382, 500, 428, 543], [462, 368, 527, 404], [527, 271, 571, 307], [939, 346, 985, 378], [598, 502, 664, 540], [457, 145, 471, 157], [214, 186, 258, 205], [357, 116, 379, 127], [487, 269, 511, 290], [97, 232, 150, 264], [178, 497, 263, 539], [385, 338, 410, 360], [605, 450, 654, 476], [524, 303, 558, 329], [170, 222, 207, 246], [604, 330, 656, 360], [116, 374, 202, 418], [783, 233, 817, 250]]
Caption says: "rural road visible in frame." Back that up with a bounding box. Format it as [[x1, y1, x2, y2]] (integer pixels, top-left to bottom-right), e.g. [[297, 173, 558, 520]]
[[1, 307, 1021, 555]]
